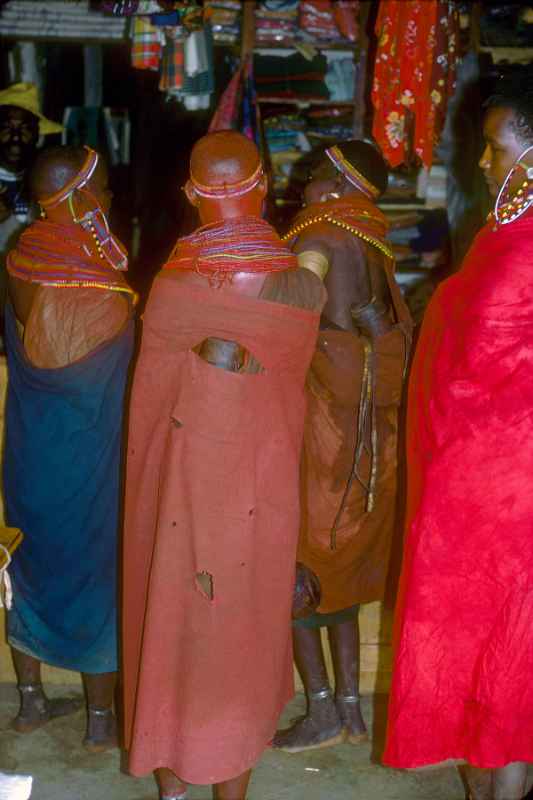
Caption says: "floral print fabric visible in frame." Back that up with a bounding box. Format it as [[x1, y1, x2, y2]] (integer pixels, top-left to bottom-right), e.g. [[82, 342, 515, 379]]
[[371, 0, 459, 168]]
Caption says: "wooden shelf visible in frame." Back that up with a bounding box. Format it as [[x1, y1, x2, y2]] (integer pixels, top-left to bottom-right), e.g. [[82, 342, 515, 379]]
[[257, 96, 355, 107], [254, 41, 359, 53], [479, 46, 533, 64]]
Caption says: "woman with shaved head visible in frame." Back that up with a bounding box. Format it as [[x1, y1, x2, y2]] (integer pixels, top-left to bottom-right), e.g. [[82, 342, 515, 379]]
[[121, 130, 326, 799], [4, 145, 135, 752]]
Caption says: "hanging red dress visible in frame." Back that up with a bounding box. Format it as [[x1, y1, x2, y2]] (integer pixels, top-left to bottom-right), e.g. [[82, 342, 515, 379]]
[[371, 0, 458, 168], [384, 209, 533, 768]]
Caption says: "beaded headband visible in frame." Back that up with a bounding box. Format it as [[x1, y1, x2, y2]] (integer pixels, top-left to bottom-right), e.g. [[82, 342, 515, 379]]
[[189, 161, 264, 199], [325, 145, 380, 200], [39, 146, 99, 209]]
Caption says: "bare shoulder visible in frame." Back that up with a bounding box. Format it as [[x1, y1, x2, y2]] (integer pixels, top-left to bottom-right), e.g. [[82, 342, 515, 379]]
[[260, 268, 327, 313], [24, 286, 130, 368]]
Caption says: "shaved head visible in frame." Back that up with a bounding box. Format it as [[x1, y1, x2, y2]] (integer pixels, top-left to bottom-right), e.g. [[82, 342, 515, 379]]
[[190, 131, 261, 189], [29, 146, 88, 202]]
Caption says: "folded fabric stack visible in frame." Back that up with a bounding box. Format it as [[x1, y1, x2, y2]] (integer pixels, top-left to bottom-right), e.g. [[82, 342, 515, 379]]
[[299, 0, 341, 42], [263, 110, 308, 197], [324, 52, 355, 102], [205, 0, 241, 45], [254, 50, 330, 100], [305, 105, 354, 146], [255, 0, 299, 45]]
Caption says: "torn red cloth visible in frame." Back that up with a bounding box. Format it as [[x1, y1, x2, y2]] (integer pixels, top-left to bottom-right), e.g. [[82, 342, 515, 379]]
[[122, 273, 320, 784]]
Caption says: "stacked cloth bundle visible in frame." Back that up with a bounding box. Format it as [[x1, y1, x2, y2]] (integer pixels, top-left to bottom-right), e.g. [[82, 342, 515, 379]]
[[263, 110, 308, 197], [305, 105, 354, 145], [299, 0, 360, 43], [254, 50, 330, 100], [255, 0, 299, 45], [371, 0, 459, 168], [204, 0, 241, 45]]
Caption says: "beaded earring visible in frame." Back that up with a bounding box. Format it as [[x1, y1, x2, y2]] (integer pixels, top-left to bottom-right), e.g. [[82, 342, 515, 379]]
[[494, 144, 533, 226]]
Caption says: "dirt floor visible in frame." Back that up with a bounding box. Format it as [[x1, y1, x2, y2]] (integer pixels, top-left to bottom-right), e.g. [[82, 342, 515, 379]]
[[0, 685, 530, 800]]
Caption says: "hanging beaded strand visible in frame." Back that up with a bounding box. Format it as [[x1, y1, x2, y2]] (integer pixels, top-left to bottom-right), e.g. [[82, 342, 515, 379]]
[[494, 144, 533, 226]]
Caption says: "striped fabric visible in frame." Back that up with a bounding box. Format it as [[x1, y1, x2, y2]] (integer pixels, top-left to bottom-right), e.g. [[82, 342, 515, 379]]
[[159, 33, 185, 91], [131, 17, 162, 71]]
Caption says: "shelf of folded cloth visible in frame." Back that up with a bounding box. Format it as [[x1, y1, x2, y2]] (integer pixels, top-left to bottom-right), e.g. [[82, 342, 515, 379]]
[[260, 102, 358, 232], [254, 47, 358, 106], [253, 0, 361, 50]]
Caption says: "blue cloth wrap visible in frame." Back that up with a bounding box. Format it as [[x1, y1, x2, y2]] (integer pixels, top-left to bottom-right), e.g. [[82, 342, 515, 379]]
[[3, 303, 134, 673]]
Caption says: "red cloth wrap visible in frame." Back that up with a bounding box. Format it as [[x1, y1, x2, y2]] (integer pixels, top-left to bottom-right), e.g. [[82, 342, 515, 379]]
[[384, 210, 533, 768], [122, 271, 320, 783]]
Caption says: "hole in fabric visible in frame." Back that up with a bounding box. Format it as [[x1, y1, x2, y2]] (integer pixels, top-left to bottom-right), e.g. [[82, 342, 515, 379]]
[[249, 508, 255, 516], [170, 416, 183, 428], [193, 338, 264, 373], [171, 521, 177, 527], [196, 571, 214, 601]]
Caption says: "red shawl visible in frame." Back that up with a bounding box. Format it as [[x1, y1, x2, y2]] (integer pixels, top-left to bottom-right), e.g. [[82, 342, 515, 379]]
[[7, 219, 133, 297], [384, 209, 533, 768]]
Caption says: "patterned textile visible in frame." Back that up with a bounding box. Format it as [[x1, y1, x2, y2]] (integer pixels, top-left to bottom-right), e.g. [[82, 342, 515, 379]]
[[7, 219, 134, 296], [165, 217, 297, 274], [371, 0, 459, 168], [131, 17, 162, 71], [159, 32, 185, 91], [209, 64, 243, 132]]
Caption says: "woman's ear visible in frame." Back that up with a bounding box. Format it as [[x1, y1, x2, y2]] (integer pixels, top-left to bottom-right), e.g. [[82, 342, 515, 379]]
[[184, 180, 200, 207]]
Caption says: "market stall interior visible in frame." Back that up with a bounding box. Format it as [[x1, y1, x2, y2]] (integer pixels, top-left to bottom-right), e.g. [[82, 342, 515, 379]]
[[0, 0, 531, 309], [0, 2, 532, 799]]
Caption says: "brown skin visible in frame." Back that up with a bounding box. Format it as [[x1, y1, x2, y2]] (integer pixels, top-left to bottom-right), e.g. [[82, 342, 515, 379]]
[[479, 106, 533, 198], [274, 169, 393, 753], [9, 155, 124, 333], [0, 106, 39, 222], [9, 150, 125, 751]]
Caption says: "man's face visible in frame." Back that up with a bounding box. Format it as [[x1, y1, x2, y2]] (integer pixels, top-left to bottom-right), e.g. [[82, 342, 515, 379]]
[[0, 106, 39, 172], [479, 106, 531, 197]]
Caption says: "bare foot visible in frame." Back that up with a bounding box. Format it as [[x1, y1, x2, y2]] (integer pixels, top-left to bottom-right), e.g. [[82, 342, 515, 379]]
[[83, 707, 118, 753], [273, 690, 344, 753], [11, 684, 83, 733], [335, 694, 368, 744]]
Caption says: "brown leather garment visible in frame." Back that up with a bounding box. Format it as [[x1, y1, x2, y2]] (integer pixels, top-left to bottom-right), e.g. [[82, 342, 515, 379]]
[[9, 277, 131, 369], [297, 247, 412, 613]]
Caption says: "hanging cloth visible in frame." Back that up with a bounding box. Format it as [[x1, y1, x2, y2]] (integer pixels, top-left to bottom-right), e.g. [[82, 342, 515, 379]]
[[371, 0, 459, 168]]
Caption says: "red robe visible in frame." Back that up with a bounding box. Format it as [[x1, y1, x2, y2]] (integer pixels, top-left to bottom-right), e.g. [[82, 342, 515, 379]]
[[122, 268, 320, 784], [384, 209, 533, 768]]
